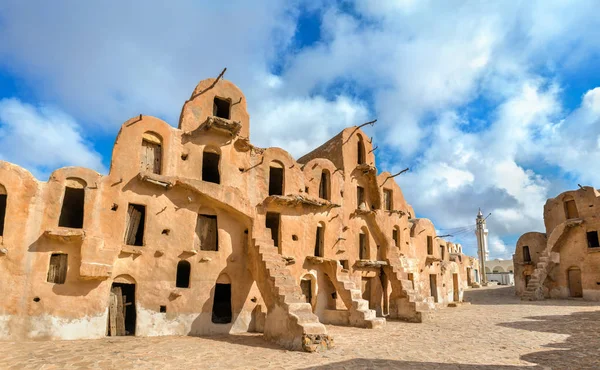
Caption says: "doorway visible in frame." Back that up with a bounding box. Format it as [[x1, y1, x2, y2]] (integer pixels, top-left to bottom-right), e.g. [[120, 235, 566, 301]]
[[212, 283, 232, 324], [452, 273, 459, 302], [568, 267, 583, 298], [108, 283, 136, 336], [429, 274, 438, 303]]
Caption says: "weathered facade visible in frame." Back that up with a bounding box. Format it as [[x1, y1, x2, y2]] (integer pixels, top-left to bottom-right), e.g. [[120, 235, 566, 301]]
[[0, 77, 478, 351], [515, 187, 600, 301]]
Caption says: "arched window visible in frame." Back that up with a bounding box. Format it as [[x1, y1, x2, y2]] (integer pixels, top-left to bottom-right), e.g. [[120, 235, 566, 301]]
[[319, 170, 331, 200], [59, 178, 86, 229], [357, 135, 365, 165], [314, 223, 325, 257], [268, 161, 284, 196], [492, 266, 504, 273], [141, 131, 163, 175], [202, 147, 221, 184], [0, 184, 6, 236], [176, 260, 191, 288]]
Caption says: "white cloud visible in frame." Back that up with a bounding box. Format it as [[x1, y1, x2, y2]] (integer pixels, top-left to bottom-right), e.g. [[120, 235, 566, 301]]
[[1, 1, 600, 260], [0, 98, 105, 179]]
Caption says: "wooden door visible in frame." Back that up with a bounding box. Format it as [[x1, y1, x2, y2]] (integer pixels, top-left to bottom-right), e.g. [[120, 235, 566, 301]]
[[429, 274, 438, 303], [196, 215, 218, 251], [568, 268, 583, 297], [108, 286, 125, 336], [125, 205, 143, 245], [141, 140, 162, 174], [453, 274, 459, 302]]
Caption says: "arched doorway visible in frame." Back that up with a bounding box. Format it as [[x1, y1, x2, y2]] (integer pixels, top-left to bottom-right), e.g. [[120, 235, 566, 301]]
[[108, 274, 136, 336], [568, 267, 583, 298], [212, 273, 232, 324]]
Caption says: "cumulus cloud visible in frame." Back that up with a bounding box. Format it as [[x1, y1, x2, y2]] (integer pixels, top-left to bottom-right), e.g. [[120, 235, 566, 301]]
[[0, 99, 105, 179], [1, 1, 600, 260]]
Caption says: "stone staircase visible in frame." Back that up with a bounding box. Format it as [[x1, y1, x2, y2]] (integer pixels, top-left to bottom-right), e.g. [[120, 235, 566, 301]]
[[312, 258, 385, 329], [521, 249, 553, 301], [384, 243, 435, 322], [358, 210, 434, 322], [521, 218, 582, 301], [247, 227, 332, 352]]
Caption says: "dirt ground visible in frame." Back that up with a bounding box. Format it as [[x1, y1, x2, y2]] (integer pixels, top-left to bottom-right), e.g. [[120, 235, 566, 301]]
[[1, 285, 599, 369]]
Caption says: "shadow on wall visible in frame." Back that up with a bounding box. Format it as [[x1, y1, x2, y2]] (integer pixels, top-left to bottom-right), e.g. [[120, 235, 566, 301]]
[[300, 359, 532, 369], [498, 310, 600, 370], [464, 286, 598, 307]]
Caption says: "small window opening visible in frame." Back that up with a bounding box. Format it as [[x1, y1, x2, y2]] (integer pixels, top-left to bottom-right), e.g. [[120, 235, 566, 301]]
[[407, 273, 414, 285], [523, 246, 531, 262], [202, 150, 221, 184], [125, 204, 146, 246], [357, 135, 365, 165], [160, 305, 167, 313], [392, 228, 400, 248], [141, 132, 162, 175], [357, 186, 365, 209], [213, 97, 231, 119], [564, 199, 579, 219], [359, 232, 368, 259], [266, 212, 280, 248], [383, 189, 393, 211], [587, 231, 600, 249], [269, 163, 284, 196], [195, 214, 218, 251], [340, 260, 349, 270], [176, 260, 191, 288], [212, 283, 232, 323], [111, 203, 118, 211], [47, 253, 68, 284], [0, 190, 6, 236], [292, 234, 298, 241], [427, 236, 433, 255], [33, 297, 41, 302], [440, 244, 445, 259], [314, 224, 325, 257], [58, 187, 85, 229], [319, 170, 331, 200]]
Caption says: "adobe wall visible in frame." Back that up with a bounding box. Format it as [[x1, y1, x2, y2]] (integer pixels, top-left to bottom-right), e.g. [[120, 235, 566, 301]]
[[0, 77, 479, 341], [515, 187, 600, 300]]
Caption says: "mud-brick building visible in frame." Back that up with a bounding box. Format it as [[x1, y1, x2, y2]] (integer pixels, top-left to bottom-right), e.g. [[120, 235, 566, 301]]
[[0, 77, 478, 351], [515, 187, 600, 301]]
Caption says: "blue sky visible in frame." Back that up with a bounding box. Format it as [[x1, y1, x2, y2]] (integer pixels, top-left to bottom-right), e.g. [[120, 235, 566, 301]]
[[1, 1, 600, 260]]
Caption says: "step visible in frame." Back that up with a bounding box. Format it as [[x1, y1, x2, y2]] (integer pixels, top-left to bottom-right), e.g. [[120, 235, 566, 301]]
[[302, 322, 327, 335], [365, 317, 386, 329], [352, 299, 369, 311]]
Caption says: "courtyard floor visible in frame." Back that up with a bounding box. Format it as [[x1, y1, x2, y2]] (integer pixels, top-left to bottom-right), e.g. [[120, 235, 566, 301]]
[[1, 285, 599, 369]]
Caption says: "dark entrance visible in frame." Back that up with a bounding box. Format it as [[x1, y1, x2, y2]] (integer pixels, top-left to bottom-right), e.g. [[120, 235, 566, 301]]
[[265, 212, 280, 248], [58, 187, 85, 228], [212, 283, 232, 324], [108, 283, 136, 336], [269, 165, 284, 196]]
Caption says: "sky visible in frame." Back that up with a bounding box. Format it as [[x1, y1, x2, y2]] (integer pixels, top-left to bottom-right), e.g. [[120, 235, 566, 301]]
[[1, 1, 600, 260]]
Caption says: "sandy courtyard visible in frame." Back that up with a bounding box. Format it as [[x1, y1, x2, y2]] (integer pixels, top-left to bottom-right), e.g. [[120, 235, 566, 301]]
[[1, 285, 599, 370]]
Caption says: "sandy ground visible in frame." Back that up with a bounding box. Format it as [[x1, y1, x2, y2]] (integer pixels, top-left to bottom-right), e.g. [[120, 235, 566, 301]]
[[1, 285, 599, 370]]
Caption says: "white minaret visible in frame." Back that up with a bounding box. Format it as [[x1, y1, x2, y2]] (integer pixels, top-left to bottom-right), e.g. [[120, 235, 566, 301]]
[[475, 209, 489, 285]]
